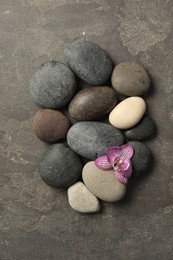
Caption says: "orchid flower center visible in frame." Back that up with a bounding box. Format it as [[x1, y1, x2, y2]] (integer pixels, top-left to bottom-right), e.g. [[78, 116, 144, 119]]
[[113, 159, 123, 172]]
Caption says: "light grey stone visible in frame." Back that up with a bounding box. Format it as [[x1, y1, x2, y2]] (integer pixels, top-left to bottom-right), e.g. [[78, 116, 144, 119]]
[[68, 182, 100, 213]]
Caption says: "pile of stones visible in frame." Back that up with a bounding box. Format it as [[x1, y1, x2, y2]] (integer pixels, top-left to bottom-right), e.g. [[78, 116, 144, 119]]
[[30, 41, 155, 214]]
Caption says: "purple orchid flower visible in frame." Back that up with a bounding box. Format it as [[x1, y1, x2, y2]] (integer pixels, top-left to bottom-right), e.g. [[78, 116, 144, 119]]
[[95, 144, 134, 185]]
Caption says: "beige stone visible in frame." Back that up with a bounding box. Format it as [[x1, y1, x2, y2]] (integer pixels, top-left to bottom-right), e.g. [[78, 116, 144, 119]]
[[109, 97, 146, 129], [68, 182, 100, 213], [82, 162, 126, 202]]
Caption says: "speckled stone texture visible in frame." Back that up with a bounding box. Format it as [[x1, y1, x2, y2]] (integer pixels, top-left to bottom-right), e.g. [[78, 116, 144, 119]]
[[68, 86, 117, 121], [64, 41, 113, 85], [67, 121, 124, 160], [0, 1, 173, 260], [111, 62, 150, 96], [39, 143, 82, 188], [30, 61, 76, 108], [32, 109, 70, 143]]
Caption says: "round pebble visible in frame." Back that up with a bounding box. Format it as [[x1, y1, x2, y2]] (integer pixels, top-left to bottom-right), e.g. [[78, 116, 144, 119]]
[[67, 121, 124, 160], [32, 109, 70, 143], [128, 141, 152, 176], [39, 143, 82, 188], [69, 86, 117, 121], [109, 97, 146, 129], [30, 61, 76, 108], [82, 161, 126, 202], [124, 115, 155, 141], [111, 62, 150, 96], [64, 41, 113, 85], [68, 182, 100, 213]]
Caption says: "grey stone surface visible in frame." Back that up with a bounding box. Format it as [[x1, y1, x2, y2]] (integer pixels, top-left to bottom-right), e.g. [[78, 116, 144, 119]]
[[128, 141, 152, 176], [30, 61, 76, 108], [64, 41, 113, 85], [0, 1, 173, 260], [67, 121, 124, 160], [124, 115, 155, 141], [39, 143, 82, 188]]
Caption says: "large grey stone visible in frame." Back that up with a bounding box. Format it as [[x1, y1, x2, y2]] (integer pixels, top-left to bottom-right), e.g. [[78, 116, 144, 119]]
[[39, 143, 82, 188], [67, 121, 124, 160], [30, 61, 76, 108], [64, 41, 113, 85]]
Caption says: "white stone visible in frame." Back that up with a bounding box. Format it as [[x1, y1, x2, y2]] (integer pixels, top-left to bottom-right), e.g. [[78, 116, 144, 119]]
[[109, 96, 146, 129], [68, 182, 100, 213], [82, 162, 126, 202]]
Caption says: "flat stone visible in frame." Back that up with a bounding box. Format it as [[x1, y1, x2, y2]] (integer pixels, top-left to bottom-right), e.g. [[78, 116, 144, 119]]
[[39, 143, 82, 188], [68, 86, 117, 121], [30, 61, 76, 108], [111, 62, 150, 96], [124, 115, 155, 141], [68, 182, 100, 213], [64, 41, 113, 85], [32, 109, 70, 143], [82, 162, 126, 202], [67, 121, 124, 160], [128, 141, 152, 176], [109, 97, 146, 129]]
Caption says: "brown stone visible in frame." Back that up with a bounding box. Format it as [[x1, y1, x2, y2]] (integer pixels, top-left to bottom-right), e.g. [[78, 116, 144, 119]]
[[111, 62, 150, 96], [68, 86, 117, 121], [32, 109, 70, 143]]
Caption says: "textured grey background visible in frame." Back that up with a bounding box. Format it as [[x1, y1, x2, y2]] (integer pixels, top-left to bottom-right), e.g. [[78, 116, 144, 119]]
[[0, 0, 173, 259]]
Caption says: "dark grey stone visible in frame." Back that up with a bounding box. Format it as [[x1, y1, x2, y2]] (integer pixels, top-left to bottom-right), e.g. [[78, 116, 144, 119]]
[[124, 115, 155, 141], [64, 41, 113, 85], [128, 141, 152, 176], [30, 61, 76, 108], [67, 121, 124, 160], [39, 143, 82, 188]]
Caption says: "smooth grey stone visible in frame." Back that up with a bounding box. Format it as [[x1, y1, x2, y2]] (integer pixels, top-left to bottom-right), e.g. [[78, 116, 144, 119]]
[[30, 61, 76, 108], [64, 41, 113, 85], [124, 115, 155, 141], [39, 143, 82, 188], [67, 121, 124, 160], [128, 141, 152, 176]]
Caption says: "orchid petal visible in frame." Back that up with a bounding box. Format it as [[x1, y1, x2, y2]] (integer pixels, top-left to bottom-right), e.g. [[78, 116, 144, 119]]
[[120, 144, 134, 161], [122, 164, 132, 179], [107, 146, 121, 164], [95, 155, 112, 171], [114, 162, 132, 185], [122, 159, 131, 171], [115, 172, 128, 185]]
